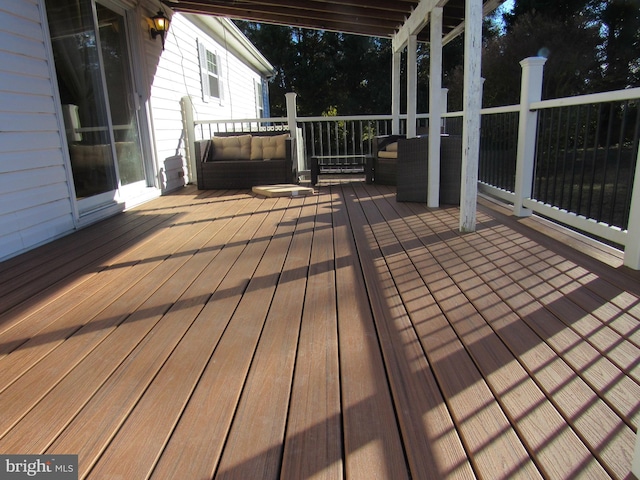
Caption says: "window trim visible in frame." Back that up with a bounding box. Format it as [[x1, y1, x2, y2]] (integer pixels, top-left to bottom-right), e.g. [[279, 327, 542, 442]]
[[198, 39, 224, 105]]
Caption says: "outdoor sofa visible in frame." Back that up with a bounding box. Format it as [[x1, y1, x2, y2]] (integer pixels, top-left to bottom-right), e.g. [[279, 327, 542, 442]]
[[194, 131, 296, 189]]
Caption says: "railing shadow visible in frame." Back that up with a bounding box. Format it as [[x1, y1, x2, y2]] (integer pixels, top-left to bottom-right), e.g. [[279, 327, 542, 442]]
[[0, 184, 637, 478]]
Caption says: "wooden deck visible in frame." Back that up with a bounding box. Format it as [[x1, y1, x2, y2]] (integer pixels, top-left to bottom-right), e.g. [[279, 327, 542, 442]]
[[1, 182, 639, 479]]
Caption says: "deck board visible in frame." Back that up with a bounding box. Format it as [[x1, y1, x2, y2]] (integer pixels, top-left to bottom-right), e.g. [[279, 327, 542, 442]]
[[380, 191, 608, 479], [87, 195, 283, 479], [215, 197, 313, 479], [343, 184, 476, 479], [332, 186, 409, 480], [356, 184, 544, 479], [0, 183, 638, 479], [424, 200, 637, 479], [280, 189, 343, 480]]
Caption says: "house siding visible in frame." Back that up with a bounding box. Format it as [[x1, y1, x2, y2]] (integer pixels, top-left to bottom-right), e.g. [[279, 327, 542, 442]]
[[0, 0, 75, 261]]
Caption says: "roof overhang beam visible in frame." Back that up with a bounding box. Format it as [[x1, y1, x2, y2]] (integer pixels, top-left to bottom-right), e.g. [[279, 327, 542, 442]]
[[442, 0, 505, 45], [392, 0, 447, 52]]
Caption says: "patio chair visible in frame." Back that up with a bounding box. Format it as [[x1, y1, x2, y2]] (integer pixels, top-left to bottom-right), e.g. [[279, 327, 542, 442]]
[[396, 136, 430, 202], [372, 134, 405, 185]]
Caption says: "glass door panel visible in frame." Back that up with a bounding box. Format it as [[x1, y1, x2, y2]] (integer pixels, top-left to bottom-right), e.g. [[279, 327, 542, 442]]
[[96, 3, 146, 188], [46, 0, 117, 201], [46, 0, 148, 214]]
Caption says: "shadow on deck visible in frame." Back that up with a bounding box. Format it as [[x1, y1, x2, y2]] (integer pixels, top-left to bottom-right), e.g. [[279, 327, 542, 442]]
[[0, 183, 638, 479]]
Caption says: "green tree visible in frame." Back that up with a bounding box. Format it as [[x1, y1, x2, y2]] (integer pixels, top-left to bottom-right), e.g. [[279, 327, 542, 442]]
[[236, 21, 395, 116], [238, 0, 637, 116], [483, 12, 600, 105], [599, 0, 640, 90], [504, 0, 639, 91]]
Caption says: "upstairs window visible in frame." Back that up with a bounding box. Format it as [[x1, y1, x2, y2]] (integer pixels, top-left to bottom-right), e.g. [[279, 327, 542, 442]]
[[198, 40, 224, 104], [255, 79, 264, 118], [206, 50, 220, 98]]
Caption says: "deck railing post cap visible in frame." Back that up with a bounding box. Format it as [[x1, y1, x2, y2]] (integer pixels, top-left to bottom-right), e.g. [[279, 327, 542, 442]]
[[520, 57, 548, 68]]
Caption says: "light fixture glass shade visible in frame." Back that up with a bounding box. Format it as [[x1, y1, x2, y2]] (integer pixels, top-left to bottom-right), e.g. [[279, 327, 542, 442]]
[[150, 10, 169, 49], [152, 11, 168, 33]]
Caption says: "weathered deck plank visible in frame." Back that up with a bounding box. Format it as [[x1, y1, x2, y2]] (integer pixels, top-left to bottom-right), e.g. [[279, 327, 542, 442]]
[[214, 196, 314, 479], [359, 184, 545, 479], [371, 188, 608, 479], [280, 189, 343, 480], [332, 186, 409, 480], [0, 183, 637, 480], [342, 185, 476, 479]]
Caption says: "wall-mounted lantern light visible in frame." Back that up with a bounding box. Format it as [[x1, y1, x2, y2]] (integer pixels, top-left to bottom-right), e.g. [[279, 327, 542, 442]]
[[150, 10, 170, 50]]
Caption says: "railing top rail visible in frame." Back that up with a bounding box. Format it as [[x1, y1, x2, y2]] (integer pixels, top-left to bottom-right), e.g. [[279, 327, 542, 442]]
[[295, 114, 394, 122], [530, 87, 640, 110], [445, 105, 520, 117], [481, 104, 520, 115], [194, 117, 288, 125], [192, 88, 639, 128]]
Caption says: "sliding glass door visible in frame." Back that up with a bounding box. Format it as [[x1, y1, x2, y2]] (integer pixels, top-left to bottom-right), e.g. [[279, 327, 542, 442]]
[[46, 0, 147, 214]]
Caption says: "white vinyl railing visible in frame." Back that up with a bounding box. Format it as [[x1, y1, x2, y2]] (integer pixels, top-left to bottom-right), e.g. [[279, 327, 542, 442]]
[[181, 62, 640, 268]]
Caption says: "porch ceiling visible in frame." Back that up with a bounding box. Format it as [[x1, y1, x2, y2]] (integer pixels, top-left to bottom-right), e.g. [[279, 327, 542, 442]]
[[165, 0, 501, 42]]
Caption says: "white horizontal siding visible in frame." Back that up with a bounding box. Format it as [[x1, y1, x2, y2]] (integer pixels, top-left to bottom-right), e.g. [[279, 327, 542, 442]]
[[0, 131, 62, 151], [0, 91, 56, 114], [0, 112, 58, 132], [0, 0, 39, 18], [0, 0, 74, 262], [0, 149, 65, 173], [0, 50, 52, 79], [0, 165, 68, 195], [0, 206, 73, 256], [0, 70, 54, 96], [0, 4, 43, 39]]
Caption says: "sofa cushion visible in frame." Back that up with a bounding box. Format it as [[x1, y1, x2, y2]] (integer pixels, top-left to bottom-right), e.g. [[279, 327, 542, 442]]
[[210, 134, 251, 161], [378, 150, 398, 159], [385, 142, 398, 152], [250, 134, 288, 160]]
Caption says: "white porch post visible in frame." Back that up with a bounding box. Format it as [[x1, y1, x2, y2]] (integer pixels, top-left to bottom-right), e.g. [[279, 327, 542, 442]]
[[513, 57, 547, 217], [428, 7, 443, 208], [441, 88, 449, 131], [633, 425, 640, 477], [285, 91, 297, 135], [392, 50, 402, 135], [285, 92, 304, 174], [407, 35, 418, 139], [180, 95, 196, 185], [624, 145, 640, 269], [459, 0, 483, 232]]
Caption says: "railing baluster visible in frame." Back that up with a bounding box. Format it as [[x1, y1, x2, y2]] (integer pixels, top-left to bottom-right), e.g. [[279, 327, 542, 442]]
[[576, 104, 592, 218], [609, 100, 629, 226], [549, 107, 561, 205], [596, 103, 616, 223], [566, 105, 582, 214], [622, 104, 640, 229], [586, 104, 603, 220], [558, 106, 571, 209]]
